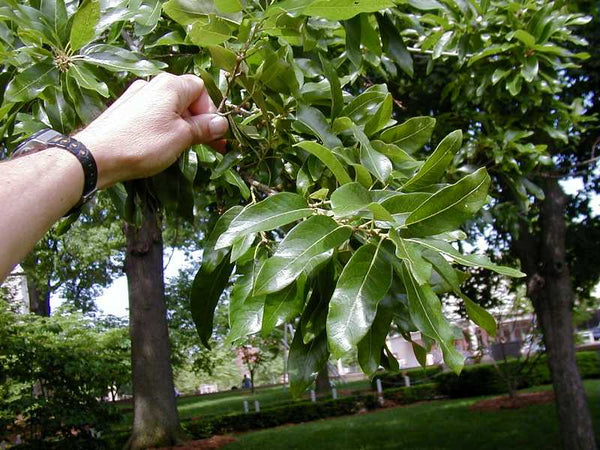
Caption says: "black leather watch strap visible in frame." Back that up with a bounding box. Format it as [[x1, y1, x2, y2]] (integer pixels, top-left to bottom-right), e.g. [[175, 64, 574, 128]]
[[12, 129, 98, 215]]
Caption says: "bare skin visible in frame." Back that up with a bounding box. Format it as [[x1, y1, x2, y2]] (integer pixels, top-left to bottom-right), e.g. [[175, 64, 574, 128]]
[[0, 73, 228, 281]]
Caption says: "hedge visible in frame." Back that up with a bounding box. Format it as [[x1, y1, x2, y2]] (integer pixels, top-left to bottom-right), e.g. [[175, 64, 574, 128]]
[[372, 366, 444, 389], [437, 351, 600, 398], [183, 383, 440, 439]]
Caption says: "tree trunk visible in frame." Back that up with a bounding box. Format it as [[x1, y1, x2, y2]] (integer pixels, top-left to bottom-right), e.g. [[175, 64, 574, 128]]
[[26, 277, 50, 316], [315, 363, 330, 395], [514, 178, 596, 450], [124, 196, 183, 449]]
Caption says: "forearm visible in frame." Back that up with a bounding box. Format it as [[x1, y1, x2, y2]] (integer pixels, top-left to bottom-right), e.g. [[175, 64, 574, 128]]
[[0, 148, 84, 279]]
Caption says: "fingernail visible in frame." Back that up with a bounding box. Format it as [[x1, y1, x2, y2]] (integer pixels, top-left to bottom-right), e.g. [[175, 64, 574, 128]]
[[209, 115, 228, 137]]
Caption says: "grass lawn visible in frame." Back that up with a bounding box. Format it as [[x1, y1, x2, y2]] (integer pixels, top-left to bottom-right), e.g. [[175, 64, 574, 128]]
[[223, 380, 600, 450]]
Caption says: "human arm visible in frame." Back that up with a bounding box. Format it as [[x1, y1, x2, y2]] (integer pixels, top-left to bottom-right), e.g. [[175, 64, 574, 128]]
[[0, 73, 228, 281]]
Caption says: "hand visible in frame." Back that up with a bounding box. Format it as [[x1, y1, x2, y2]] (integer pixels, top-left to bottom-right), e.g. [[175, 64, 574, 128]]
[[75, 73, 228, 189]]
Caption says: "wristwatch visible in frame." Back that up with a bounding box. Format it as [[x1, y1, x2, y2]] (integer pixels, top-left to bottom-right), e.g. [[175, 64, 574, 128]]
[[12, 129, 98, 215]]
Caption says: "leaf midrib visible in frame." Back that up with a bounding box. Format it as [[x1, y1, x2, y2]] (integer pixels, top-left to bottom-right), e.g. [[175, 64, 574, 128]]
[[406, 175, 486, 227]]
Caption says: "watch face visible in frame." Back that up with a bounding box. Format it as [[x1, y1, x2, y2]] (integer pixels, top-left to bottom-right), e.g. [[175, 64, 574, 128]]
[[12, 128, 59, 158]]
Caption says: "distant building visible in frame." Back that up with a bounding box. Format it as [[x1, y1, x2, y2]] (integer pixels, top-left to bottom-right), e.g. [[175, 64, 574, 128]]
[[1, 265, 30, 314]]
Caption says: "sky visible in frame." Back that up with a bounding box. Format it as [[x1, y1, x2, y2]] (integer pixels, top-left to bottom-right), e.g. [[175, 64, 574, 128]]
[[50, 177, 598, 318]]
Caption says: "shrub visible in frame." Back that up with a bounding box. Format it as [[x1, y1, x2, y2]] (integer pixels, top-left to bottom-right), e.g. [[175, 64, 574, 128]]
[[372, 366, 444, 389], [437, 351, 600, 398]]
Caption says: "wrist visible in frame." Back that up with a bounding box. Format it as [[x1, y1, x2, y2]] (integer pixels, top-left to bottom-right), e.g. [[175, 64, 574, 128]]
[[74, 130, 120, 190]]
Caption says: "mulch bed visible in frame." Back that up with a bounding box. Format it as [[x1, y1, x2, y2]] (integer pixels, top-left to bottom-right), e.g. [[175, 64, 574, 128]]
[[469, 391, 554, 412], [152, 435, 237, 449]]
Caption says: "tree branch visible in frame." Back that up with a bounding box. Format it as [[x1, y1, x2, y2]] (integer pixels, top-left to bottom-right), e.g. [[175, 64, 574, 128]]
[[241, 173, 278, 196]]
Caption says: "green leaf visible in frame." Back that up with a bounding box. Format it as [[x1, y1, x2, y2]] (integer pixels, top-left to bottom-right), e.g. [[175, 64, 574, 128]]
[[341, 84, 388, 124], [215, 0, 243, 13], [254, 216, 352, 295], [227, 260, 265, 344], [331, 182, 373, 217], [319, 54, 343, 119], [327, 241, 392, 357], [303, 0, 394, 20], [406, 238, 525, 278], [215, 193, 314, 249], [357, 296, 394, 377], [379, 192, 431, 214], [360, 14, 382, 56], [224, 170, 251, 200], [230, 233, 255, 263], [364, 93, 393, 137], [146, 30, 187, 48], [522, 56, 539, 83], [191, 258, 234, 348], [343, 16, 362, 67], [366, 202, 394, 222], [70, 0, 100, 50], [377, 14, 413, 77], [262, 276, 306, 336], [81, 44, 167, 76], [402, 130, 462, 192], [288, 328, 329, 397], [41, 0, 68, 39], [389, 228, 432, 285], [513, 29, 536, 47], [403, 168, 491, 237], [462, 294, 497, 337], [295, 104, 342, 149], [68, 63, 109, 97], [399, 264, 464, 374], [208, 45, 238, 72], [371, 140, 416, 164], [4, 60, 58, 103], [188, 17, 232, 46], [202, 206, 243, 273], [163, 0, 242, 25], [354, 126, 392, 182], [379, 116, 436, 153], [295, 141, 352, 185]]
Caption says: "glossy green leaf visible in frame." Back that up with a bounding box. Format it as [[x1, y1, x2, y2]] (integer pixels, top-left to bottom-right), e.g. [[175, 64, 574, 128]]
[[215, 0, 243, 13], [202, 206, 243, 272], [303, 0, 394, 20], [215, 193, 314, 249], [406, 238, 525, 277], [380, 192, 431, 214], [379, 117, 436, 153], [227, 261, 265, 344], [367, 202, 394, 222], [399, 264, 464, 373], [389, 228, 432, 285], [371, 140, 416, 164], [354, 126, 392, 182], [522, 56, 539, 82], [377, 14, 413, 77], [262, 276, 306, 336], [208, 45, 238, 72], [462, 294, 497, 337], [163, 0, 242, 25], [191, 258, 234, 348], [288, 328, 329, 397], [4, 60, 58, 103], [331, 182, 372, 217], [402, 130, 462, 192], [189, 18, 232, 46], [224, 170, 251, 200], [319, 53, 343, 118], [343, 15, 362, 67], [70, 0, 100, 50], [81, 44, 167, 76], [403, 168, 491, 237], [364, 93, 393, 137], [327, 241, 392, 357], [341, 84, 388, 124], [295, 141, 352, 185], [230, 233, 255, 263], [513, 29, 536, 47], [295, 104, 342, 149], [357, 296, 394, 377], [360, 14, 382, 56], [68, 62, 109, 97], [254, 216, 352, 295]]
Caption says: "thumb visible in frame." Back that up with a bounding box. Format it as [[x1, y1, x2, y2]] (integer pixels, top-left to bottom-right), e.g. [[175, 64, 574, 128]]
[[185, 114, 229, 144]]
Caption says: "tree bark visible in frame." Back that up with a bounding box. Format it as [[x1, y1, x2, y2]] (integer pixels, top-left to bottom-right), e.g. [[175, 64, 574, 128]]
[[124, 196, 183, 449], [26, 277, 50, 316], [315, 363, 330, 395], [514, 178, 596, 450]]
